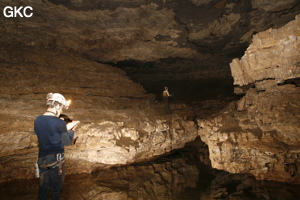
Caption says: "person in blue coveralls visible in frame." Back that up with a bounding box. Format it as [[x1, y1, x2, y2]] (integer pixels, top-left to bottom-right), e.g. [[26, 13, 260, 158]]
[[34, 93, 79, 200]]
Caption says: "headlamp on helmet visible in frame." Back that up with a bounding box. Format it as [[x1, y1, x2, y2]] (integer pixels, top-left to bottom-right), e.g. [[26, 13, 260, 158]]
[[46, 93, 71, 109]]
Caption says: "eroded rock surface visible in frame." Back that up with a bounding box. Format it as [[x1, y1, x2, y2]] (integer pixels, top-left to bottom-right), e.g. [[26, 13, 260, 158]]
[[0, 48, 199, 182], [230, 15, 300, 86], [1, 145, 202, 200], [1, 0, 299, 64], [0, 0, 299, 185], [199, 15, 300, 184]]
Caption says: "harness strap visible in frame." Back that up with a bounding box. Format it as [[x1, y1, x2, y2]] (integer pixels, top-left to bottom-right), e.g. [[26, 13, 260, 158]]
[[57, 153, 63, 175], [38, 153, 65, 170], [39, 161, 57, 169]]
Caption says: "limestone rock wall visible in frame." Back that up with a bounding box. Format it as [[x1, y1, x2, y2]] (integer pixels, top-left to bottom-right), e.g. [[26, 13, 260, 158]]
[[0, 48, 199, 182], [198, 85, 300, 183], [0, 148, 204, 200], [0, 1, 198, 63], [1, 0, 299, 64], [230, 15, 300, 86], [199, 15, 300, 183], [0, 0, 300, 185], [92, 154, 200, 200], [251, 0, 297, 12]]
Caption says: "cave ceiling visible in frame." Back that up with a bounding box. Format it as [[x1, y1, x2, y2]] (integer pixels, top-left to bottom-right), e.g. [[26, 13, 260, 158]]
[[0, 0, 299, 79]]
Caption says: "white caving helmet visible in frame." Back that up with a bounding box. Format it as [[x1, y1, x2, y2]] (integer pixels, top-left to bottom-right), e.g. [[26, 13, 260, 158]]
[[46, 93, 71, 109]]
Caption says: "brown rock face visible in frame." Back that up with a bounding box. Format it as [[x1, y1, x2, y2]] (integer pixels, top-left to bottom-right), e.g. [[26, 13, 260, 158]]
[[0, 141, 210, 200], [230, 15, 300, 86], [0, 47, 200, 182], [1, 0, 299, 63], [0, 0, 299, 185], [199, 15, 300, 184]]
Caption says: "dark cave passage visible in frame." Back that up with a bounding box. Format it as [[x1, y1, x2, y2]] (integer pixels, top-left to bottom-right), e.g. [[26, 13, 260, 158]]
[[141, 78, 236, 103], [107, 58, 238, 104]]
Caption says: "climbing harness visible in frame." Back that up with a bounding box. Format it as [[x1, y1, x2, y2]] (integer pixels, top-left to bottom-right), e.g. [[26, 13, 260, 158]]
[[38, 153, 65, 175]]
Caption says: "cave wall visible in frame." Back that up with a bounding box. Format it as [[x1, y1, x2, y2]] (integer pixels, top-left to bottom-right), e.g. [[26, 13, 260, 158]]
[[199, 15, 300, 184], [0, 47, 200, 182], [0, 0, 299, 184], [0, 141, 210, 200], [230, 15, 300, 86], [1, 0, 299, 104]]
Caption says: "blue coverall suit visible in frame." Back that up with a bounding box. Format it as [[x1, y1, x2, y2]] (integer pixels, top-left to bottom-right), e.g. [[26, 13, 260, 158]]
[[34, 115, 74, 200]]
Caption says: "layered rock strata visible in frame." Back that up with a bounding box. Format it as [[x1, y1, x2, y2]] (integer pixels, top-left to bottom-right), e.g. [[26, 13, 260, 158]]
[[0, 1, 299, 185], [199, 15, 300, 183], [230, 15, 300, 86], [0, 48, 198, 182], [0, 149, 202, 200], [1, 0, 299, 63]]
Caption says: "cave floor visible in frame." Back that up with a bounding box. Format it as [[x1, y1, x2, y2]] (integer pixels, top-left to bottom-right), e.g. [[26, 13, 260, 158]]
[[1, 73, 299, 199], [0, 95, 300, 200], [0, 160, 299, 200]]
